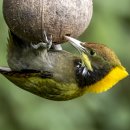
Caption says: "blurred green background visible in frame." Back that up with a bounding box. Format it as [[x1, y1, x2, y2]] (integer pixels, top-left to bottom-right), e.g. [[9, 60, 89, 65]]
[[0, 0, 130, 130]]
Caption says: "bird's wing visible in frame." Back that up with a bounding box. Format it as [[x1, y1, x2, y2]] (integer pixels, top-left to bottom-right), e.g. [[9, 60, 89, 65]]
[[0, 67, 53, 79]]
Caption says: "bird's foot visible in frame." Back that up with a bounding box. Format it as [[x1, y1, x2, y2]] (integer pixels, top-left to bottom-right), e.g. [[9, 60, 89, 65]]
[[31, 31, 52, 50]]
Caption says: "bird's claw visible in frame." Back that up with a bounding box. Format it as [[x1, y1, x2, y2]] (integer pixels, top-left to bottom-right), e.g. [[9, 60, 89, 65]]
[[43, 31, 52, 50], [31, 31, 52, 50]]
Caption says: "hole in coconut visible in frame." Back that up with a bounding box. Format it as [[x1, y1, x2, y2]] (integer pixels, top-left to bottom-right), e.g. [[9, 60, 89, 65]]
[[66, 34, 71, 36]]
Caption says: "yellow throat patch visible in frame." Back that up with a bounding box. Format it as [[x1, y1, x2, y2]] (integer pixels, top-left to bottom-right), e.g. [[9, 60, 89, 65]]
[[84, 66, 128, 93]]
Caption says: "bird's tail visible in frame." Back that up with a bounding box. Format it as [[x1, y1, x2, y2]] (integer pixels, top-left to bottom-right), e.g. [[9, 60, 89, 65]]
[[0, 67, 11, 73]]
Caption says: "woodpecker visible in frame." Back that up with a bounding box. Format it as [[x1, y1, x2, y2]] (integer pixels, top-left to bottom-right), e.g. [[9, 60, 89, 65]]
[[0, 33, 128, 100]]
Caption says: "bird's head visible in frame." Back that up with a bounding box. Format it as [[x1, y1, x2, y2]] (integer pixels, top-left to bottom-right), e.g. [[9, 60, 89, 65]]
[[65, 36, 128, 93]]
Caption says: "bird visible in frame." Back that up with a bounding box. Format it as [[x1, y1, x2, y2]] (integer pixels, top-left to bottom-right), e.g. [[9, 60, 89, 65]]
[[0, 32, 128, 101]]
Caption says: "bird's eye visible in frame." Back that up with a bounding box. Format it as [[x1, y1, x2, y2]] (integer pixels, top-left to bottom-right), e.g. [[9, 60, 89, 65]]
[[90, 50, 96, 56]]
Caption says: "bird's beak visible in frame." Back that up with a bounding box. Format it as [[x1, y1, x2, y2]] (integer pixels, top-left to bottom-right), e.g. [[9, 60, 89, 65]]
[[64, 36, 86, 52], [65, 36, 93, 71]]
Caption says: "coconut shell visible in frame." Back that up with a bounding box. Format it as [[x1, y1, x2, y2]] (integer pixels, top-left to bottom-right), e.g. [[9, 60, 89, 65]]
[[3, 0, 93, 44]]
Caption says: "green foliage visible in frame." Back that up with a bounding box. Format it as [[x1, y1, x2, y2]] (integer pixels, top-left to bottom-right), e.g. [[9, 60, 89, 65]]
[[0, 0, 130, 130]]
